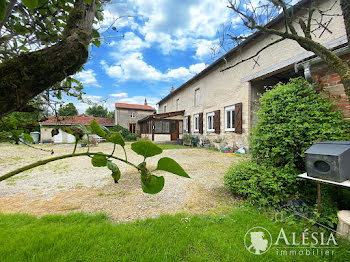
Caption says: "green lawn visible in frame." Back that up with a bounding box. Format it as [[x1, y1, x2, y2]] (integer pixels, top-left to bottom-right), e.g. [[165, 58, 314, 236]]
[[156, 143, 190, 150], [0, 208, 349, 261]]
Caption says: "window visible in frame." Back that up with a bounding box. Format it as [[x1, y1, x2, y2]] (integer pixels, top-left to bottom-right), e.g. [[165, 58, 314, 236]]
[[194, 114, 199, 132], [163, 105, 167, 113], [176, 98, 180, 111], [225, 106, 235, 131], [184, 116, 188, 132], [207, 112, 214, 132], [194, 88, 200, 106], [129, 123, 136, 133], [130, 110, 136, 118], [154, 121, 170, 133]]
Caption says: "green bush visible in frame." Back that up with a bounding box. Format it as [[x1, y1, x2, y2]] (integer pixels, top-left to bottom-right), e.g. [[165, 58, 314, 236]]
[[125, 133, 140, 141], [107, 125, 130, 138], [224, 160, 300, 207], [225, 78, 350, 209], [250, 77, 349, 169]]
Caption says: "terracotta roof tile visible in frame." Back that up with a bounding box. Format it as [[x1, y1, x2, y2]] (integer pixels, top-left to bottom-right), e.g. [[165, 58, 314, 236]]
[[40, 114, 115, 126], [115, 103, 155, 111]]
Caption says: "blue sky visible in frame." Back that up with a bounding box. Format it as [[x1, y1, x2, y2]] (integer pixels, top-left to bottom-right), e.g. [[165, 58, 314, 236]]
[[69, 0, 243, 113]]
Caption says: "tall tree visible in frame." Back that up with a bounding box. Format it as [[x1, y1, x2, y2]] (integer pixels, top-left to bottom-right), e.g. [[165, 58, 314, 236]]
[[0, 0, 103, 118], [58, 103, 78, 116], [222, 0, 350, 101], [86, 105, 108, 117]]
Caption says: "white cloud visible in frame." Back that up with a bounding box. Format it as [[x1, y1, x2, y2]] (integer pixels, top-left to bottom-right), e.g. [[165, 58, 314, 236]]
[[75, 69, 101, 88], [109, 92, 128, 98], [101, 54, 207, 82]]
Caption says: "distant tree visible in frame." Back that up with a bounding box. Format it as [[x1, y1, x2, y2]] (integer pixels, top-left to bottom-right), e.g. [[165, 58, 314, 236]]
[[58, 103, 78, 116], [86, 105, 108, 117], [107, 111, 115, 119]]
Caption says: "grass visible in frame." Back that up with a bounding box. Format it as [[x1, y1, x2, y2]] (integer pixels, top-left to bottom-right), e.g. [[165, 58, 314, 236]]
[[0, 208, 349, 261], [156, 143, 190, 150]]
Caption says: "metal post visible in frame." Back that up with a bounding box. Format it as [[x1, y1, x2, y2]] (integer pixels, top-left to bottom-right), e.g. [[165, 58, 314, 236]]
[[317, 182, 322, 215]]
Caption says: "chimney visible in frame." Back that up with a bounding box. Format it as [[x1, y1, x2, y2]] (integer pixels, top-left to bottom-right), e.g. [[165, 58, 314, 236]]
[[144, 98, 148, 106], [171, 87, 175, 93]]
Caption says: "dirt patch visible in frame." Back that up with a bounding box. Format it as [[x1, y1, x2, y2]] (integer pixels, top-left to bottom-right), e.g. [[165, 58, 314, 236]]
[[0, 143, 241, 221]]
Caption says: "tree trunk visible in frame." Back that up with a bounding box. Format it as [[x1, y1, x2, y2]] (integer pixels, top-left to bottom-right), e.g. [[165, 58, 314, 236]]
[[0, 0, 96, 118], [340, 0, 350, 49]]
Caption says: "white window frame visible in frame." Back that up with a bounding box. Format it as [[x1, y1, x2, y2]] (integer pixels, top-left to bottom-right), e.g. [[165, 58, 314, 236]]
[[207, 112, 215, 132], [176, 98, 180, 111], [194, 88, 200, 107], [130, 110, 136, 118], [225, 105, 235, 131], [194, 114, 199, 132], [184, 116, 188, 133]]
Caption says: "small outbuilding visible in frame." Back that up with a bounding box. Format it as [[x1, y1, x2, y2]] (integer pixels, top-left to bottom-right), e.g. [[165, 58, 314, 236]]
[[39, 114, 115, 143]]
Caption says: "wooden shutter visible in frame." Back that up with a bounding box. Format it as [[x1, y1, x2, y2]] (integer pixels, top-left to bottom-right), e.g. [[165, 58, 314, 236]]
[[234, 103, 243, 134], [214, 110, 220, 134], [188, 115, 191, 133], [199, 113, 203, 134]]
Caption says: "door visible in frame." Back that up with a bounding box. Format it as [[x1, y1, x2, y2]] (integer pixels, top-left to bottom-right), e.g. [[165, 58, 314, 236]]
[[170, 121, 179, 141], [129, 123, 136, 134]]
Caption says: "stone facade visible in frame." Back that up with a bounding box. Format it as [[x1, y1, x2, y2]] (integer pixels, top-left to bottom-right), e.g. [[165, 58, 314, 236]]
[[157, 0, 347, 149]]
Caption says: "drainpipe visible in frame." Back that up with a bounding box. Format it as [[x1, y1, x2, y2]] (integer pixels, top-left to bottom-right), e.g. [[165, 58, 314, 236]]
[[294, 46, 350, 83]]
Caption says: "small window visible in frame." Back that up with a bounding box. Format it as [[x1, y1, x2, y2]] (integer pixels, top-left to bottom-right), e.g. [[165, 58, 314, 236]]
[[184, 116, 188, 132], [225, 106, 235, 131], [130, 110, 136, 118], [207, 112, 214, 132], [176, 98, 180, 111], [194, 114, 199, 132], [163, 105, 167, 113], [194, 88, 200, 106]]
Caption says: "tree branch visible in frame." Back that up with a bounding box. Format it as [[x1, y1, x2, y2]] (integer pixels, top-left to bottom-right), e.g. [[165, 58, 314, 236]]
[[220, 37, 284, 72], [0, 0, 17, 34], [0, 0, 96, 118], [0, 152, 140, 182]]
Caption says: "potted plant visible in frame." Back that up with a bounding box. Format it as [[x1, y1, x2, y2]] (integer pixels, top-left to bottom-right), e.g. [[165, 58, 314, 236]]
[[183, 134, 193, 146]]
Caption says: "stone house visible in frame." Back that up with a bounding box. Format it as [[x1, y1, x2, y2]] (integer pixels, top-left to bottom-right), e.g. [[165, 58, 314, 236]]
[[115, 100, 156, 133], [39, 114, 115, 143], [151, 0, 349, 148]]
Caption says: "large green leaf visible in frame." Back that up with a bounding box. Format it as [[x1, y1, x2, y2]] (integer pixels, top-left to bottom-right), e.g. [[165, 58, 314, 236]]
[[90, 120, 106, 138], [107, 161, 121, 183], [0, 0, 6, 22], [141, 175, 165, 194], [106, 132, 125, 147], [91, 154, 107, 167], [22, 0, 39, 11], [131, 140, 163, 158], [156, 157, 190, 178]]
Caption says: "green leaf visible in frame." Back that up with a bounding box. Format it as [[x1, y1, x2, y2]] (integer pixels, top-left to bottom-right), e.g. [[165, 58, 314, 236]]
[[131, 140, 163, 158], [21, 133, 34, 143], [90, 120, 106, 138], [107, 161, 121, 183], [84, 0, 92, 4], [91, 154, 107, 167], [92, 29, 100, 38], [141, 175, 165, 194], [22, 0, 39, 11], [92, 39, 100, 47], [0, 0, 6, 22], [156, 157, 190, 178], [105, 132, 125, 147]]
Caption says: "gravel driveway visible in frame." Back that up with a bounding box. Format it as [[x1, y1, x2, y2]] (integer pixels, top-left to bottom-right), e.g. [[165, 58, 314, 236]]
[[0, 143, 240, 221]]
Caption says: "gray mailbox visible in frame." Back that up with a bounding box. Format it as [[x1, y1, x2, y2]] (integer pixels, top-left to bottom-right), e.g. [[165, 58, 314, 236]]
[[305, 141, 350, 183]]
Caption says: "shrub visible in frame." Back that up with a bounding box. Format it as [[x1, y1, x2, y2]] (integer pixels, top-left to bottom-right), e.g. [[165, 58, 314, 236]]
[[107, 125, 130, 138], [224, 160, 300, 207], [125, 133, 141, 141], [250, 77, 349, 170]]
